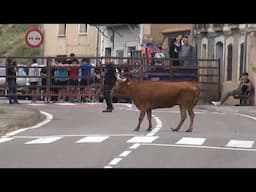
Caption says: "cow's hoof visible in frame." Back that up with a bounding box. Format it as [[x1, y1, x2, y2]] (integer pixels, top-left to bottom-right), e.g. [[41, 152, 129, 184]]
[[185, 129, 193, 132], [146, 128, 152, 132], [171, 128, 179, 132], [134, 128, 140, 131]]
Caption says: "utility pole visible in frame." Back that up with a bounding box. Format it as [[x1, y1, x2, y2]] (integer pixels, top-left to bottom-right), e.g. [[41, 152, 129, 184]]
[[39, 24, 44, 64], [243, 24, 248, 73]]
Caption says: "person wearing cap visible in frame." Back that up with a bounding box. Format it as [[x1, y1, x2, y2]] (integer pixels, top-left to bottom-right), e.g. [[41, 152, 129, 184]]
[[211, 72, 251, 106]]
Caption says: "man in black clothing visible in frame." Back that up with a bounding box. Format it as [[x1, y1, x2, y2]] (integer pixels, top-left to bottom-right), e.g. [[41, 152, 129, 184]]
[[6, 59, 19, 104], [102, 58, 117, 112]]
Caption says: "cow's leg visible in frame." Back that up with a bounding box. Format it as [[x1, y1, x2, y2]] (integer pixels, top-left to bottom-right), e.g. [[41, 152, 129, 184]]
[[185, 107, 195, 132], [134, 109, 146, 131], [172, 105, 187, 132], [146, 109, 152, 131]]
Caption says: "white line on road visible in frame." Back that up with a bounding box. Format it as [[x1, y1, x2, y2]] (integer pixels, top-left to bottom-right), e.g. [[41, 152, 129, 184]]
[[104, 114, 163, 168], [226, 140, 255, 148], [55, 103, 76, 106], [129, 143, 141, 149], [109, 158, 122, 165], [76, 136, 109, 143], [12, 134, 145, 139], [0, 137, 14, 143], [237, 113, 256, 121], [104, 166, 113, 168], [127, 136, 159, 143], [142, 143, 256, 152], [25, 136, 62, 144], [119, 151, 131, 157], [3, 111, 53, 137], [176, 137, 206, 145]]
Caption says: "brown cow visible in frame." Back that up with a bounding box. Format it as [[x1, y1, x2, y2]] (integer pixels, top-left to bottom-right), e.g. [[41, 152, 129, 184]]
[[113, 77, 200, 132]]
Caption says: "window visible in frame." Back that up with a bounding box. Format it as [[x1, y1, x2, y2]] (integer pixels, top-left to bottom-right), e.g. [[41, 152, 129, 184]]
[[79, 24, 88, 35], [105, 48, 111, 57], [116, 50, 124, 65], [239, 43, 244, 78], [58, 24, 66, 37], [227, 44, 233, 81]]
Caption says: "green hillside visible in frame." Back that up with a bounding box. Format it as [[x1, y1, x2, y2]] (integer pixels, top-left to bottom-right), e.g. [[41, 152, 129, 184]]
[[0, 24, 41, 57]]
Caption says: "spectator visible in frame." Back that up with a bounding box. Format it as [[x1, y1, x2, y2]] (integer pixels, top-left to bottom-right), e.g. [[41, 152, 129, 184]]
[[6, 59, 19, 104], [28, 58, 40, 103], [154, 46, 165, 66], [55, 59, 69, 102], [211, 72, 251, 106], [40, 58, 52, 103], [80, 58, 94, 102], [169, 35, 183, 66], [69, 59, 80, 102], [179, 36, 197, 66]]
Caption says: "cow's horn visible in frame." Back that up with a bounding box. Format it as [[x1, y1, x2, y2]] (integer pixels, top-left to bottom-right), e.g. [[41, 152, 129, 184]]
[[117, 73, 126, 82]]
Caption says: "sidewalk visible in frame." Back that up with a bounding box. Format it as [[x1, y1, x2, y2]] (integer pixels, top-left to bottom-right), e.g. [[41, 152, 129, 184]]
[[0, 104, 45, 136], [198, 104, 256, 117]]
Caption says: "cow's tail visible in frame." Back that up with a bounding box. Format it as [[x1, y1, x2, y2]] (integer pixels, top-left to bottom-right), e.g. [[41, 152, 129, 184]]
[[192, 84, 200, 106]]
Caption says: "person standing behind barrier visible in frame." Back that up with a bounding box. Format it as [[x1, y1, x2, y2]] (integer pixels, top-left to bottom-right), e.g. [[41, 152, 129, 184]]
[[6, 59, 19, 104], [179, 36, 197, 66], [55, 59, 69, 102], [154, 46, 165, 66], [169, 35, 183, 66], [69, 59, 80, 102], [178, 36, 198, 81], [102, 58, 117, 112], [80, 58, 94, 102], [28, 58, 40, 103]]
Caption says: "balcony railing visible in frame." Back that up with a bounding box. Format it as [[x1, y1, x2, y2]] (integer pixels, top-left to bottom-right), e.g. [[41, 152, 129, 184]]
[[213, 24, 224, 32]]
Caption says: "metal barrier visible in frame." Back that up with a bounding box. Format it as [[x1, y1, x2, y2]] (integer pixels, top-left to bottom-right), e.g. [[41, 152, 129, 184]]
[[0, 56, 220, 103]]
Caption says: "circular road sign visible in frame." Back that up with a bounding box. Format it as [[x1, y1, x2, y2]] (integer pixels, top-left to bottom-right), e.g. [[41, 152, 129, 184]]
[[25, 28, 44, 48]]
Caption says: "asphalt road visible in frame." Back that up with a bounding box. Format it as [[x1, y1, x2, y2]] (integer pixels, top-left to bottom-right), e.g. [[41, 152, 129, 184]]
[[0, 102, 256, 168]]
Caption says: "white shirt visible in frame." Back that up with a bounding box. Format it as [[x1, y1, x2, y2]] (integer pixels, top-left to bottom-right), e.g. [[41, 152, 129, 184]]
[[29, 63, 40, 82]]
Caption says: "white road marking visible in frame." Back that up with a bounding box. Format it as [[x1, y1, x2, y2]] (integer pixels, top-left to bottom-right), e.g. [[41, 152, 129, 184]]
[[119, 151, 131, 157], [0, 137, 14, 143], [25, 136, 62, 144], [226, 140, 254, 148], [237, 113, 256, 121], [143, 143, 256, 152], [104, 166, 113, 168], [28, 103, 46, 106], [12, 134, 144, 139], [127, 136, 158, 143], [76, 136, 109, 143], [129, 143, 141, 149], [55, 103, 76, 106], [3, 111, 53, 137], [104, 114, 163, 168], [176, 137, 206, 145], [109, 158, 122, 165]]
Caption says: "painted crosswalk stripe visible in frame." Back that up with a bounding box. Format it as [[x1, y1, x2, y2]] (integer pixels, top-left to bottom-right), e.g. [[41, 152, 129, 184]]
[[76, 136, 109, 143], [226, 140, 254, 148], [176, 137, 206, 145], [25, 137, 62, 144], [55, 103, 76, 106], [127, 136, 158, 143], [28, 103, 46, 106], [0, 137, 14, 143], [109, 158, 122, 165], [119, 151, 131, 157]]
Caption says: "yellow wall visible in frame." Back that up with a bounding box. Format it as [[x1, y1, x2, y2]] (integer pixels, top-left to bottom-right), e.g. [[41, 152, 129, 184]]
[[44, 24, 97, 57]]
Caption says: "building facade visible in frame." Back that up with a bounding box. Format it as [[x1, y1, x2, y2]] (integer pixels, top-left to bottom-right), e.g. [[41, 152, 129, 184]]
[[194, 24, 256, 105], [43, 24, 98, 57]]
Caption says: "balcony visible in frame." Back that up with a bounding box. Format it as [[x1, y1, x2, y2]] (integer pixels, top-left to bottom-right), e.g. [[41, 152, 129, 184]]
[[196, 24, 209, 33], [213, 24, 224, 32], [230, 24, 239, 30]]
